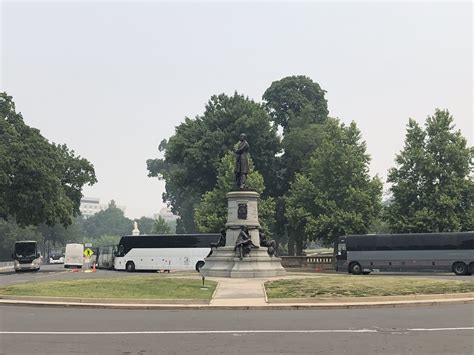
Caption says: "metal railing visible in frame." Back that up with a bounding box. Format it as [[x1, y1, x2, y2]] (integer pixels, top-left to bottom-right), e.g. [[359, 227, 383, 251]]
[[0, 261, 14, 269], [280, 255, 334, 271]]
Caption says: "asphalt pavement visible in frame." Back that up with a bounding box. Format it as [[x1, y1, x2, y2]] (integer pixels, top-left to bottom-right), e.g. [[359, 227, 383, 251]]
[[0, 304, 473, 354]]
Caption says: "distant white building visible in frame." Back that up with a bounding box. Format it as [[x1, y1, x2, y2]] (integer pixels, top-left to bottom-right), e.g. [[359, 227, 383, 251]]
[[154, 207, 178, 221], [80, 197, 126, 219]]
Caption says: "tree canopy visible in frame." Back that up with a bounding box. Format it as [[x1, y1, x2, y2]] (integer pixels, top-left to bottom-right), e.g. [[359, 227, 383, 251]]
[[387, 109, 473, 232], [0, 93, 97, 227], [262, 76, 331, 253], [263, 75, 329, 132], [145, 75, 471, 256], [147, 92, 280, 232], [153, 216, 172, 234], [135, 216, 155, 235], [285, 119, 382, 250], [81, 200, 133, 238]]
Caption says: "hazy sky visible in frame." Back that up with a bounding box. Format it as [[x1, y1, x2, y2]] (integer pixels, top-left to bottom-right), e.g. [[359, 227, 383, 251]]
[[1, 1, 472, 219]]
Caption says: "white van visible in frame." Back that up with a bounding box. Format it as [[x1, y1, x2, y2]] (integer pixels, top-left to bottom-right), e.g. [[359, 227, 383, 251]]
[[64, 243, 84, 268]]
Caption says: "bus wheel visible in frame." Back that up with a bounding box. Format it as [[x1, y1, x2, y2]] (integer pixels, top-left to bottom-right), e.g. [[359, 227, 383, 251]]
[[349, 262, 362, 275], [126, 261, 135, 272], [196, 261, 205, 272], [453, 262, 468, 276]]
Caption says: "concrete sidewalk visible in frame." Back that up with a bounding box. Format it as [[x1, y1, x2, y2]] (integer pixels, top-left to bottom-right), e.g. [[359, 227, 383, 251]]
[[210, 277, 267, 306]]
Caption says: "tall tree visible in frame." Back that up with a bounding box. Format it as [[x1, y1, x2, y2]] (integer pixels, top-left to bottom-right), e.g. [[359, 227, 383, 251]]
[[263, 76, 330, 253], [153, 216, 172, 234], [147, 92, 280, 232], [285, 119, 382, 254], [0, 93, 97, 227], [135, 216, 155, 235], [81, 200, 133, 238], [263, 75, 329, 132], [387, 110, 473, 232], [194, 152, 275, 234]]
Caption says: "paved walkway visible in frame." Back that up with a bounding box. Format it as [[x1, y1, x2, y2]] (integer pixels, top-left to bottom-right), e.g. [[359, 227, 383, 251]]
[[210, 277, 268, 306]]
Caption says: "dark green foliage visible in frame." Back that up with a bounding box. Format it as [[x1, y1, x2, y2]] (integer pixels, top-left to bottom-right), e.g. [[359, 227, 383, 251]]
[[263, 75, 329, 131], [263, 76, 331, 253], [0, 93, 97, 227], [136, 216, 155, 235], [153, 216, 172, 234], [81, 201, 133, 238], [285, 119, 382, 247], [147, 92, 280, 232], [387, 110, 473, 232]]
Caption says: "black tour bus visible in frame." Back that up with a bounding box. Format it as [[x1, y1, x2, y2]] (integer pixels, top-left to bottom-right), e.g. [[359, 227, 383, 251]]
[[335, 232, 474, 275]]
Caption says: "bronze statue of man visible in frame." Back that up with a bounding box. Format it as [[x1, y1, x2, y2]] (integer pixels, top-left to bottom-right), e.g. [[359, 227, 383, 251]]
[[234, 133, 249, 189]]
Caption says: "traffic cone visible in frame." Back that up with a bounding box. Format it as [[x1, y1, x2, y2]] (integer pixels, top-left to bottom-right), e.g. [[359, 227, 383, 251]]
[[92, 263, 96, 273]]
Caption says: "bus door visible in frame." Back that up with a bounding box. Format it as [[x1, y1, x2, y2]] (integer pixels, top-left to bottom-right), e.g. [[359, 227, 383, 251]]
[[335, 238, 347, 271]]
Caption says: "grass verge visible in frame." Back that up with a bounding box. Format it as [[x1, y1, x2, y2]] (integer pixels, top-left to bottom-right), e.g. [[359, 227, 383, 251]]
[[265, 276, 474, 298], [0, 276, 216, 300]]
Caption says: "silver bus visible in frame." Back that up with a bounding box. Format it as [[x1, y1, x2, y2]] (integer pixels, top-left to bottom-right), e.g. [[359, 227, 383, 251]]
[[335, 232, 474, 276], [96, 245, 117, 269], [12, 241, 41, 272]]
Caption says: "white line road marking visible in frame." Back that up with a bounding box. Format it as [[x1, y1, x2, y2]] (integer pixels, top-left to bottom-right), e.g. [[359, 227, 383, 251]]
[[408, 327, 474, 331], [0, 330, 377, 335], [0, 328, 473, 335]]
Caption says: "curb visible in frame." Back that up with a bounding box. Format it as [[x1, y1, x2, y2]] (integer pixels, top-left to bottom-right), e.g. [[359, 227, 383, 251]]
[[0, 296, 472, 310], [267, 292, 474, 304], [0, 295, 209, 305]]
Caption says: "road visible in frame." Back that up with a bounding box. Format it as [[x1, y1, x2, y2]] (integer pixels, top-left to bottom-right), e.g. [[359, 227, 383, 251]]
[[0, 304, 473, 354]]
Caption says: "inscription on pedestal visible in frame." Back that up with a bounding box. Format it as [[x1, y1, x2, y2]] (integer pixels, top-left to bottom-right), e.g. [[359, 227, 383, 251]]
[[237, 203, 248, 220]]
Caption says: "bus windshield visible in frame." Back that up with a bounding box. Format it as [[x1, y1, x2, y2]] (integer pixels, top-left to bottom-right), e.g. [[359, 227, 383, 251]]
[[14, 243, 37, 258]]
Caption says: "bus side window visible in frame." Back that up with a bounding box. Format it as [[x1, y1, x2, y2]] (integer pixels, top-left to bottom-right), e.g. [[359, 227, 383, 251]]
[[338, 243, 346, 256]]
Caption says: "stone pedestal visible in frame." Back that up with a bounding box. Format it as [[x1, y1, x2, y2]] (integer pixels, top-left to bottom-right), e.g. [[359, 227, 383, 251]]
[[201, 190, 286, 278]]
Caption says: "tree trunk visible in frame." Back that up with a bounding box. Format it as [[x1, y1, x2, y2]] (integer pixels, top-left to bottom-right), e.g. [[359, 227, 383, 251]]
[[287, 229, 295, 256], [296, 234, 304, 256]]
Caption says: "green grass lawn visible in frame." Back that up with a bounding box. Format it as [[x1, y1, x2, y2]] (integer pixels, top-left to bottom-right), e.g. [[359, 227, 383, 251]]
[[0, 276, 216, 300], [265, 276, 474, 298]]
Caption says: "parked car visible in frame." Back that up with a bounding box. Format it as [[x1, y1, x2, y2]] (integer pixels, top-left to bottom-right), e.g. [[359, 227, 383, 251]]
[[49, 253, 64, 264]]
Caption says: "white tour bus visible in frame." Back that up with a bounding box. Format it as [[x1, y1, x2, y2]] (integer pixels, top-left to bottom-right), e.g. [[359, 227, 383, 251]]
[[64, 243, 84, 268], [114, 234, 220, 272]]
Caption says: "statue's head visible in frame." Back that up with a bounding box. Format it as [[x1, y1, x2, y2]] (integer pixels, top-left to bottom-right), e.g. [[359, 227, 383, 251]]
[[239, 133, 246, 141]]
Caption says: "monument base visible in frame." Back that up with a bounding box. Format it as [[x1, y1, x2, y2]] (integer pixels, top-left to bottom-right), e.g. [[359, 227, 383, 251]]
[[200, 247, 286, 278]]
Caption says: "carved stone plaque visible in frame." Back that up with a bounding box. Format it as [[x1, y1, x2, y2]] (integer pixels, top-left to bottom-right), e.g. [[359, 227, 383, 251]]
[[237, 203, 248, 220]]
